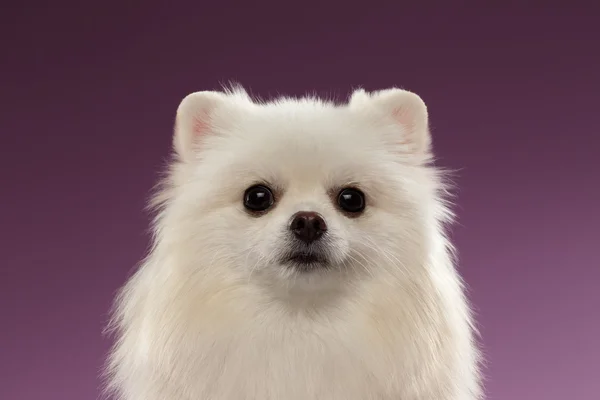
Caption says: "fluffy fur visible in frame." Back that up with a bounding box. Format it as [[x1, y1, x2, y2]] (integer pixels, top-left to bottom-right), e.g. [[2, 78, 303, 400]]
[[105, 85, 482, 400]]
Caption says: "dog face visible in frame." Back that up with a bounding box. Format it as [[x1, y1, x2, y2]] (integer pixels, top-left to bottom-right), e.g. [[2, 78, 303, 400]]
[[162, 86, 436, 292]]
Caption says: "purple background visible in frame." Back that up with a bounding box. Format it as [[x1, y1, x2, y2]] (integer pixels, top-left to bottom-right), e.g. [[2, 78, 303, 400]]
[[2, 3, 599, 399]]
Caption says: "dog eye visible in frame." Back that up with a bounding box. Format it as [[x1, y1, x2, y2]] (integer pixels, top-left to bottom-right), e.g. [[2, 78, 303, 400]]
[[337, 188, 366, 214], [243, 185, 274, 212]]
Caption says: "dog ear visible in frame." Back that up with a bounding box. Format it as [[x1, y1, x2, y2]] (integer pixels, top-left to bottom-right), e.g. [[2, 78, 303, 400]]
[[351, 88, 431, 158], [173, 91, 228, 162]]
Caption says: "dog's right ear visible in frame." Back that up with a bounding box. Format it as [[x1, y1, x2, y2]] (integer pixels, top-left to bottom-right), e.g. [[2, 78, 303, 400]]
[[173, 91, 228, 162]]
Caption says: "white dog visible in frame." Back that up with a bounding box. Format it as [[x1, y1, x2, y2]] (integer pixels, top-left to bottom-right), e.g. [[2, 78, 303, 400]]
[[105, 85, 482, 400]]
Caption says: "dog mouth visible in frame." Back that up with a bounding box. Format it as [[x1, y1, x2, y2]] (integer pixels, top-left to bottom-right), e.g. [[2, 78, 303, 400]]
[[283, 251, 329, 271]]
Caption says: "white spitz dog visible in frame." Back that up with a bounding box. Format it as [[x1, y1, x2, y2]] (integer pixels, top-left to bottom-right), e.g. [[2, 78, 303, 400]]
[[105, 85, 482, 400]]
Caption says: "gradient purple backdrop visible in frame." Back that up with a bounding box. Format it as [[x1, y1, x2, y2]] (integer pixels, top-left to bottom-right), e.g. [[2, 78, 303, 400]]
[[2, 2, 599, 399]]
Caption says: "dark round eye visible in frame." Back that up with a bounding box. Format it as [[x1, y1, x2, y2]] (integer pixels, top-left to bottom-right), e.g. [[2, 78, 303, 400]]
[[337, 188, 366, 214], [243, 185, 274, 212]]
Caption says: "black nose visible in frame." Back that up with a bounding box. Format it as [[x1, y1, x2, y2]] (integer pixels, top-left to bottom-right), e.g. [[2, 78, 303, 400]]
[[290, 211, 327, 244]]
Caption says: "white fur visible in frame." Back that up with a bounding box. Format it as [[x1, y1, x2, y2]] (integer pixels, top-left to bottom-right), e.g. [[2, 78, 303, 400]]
[[105, 85, 482, 399]]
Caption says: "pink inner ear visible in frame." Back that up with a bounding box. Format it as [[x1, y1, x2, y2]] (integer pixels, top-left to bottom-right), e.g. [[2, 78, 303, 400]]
[[192, 116, 210, 136], [391, 107, 414, 130], [391, 107, 414, 145]]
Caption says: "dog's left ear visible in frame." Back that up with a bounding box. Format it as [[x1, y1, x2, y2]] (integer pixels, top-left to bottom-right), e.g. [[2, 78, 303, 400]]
[[350, 88, 431, 157]]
